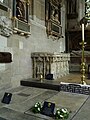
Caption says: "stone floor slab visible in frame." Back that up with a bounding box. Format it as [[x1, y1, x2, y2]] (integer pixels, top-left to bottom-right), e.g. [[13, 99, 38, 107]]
[[25, 91, 89, 120], [6, 89, 58, 113], [7, 86, 28, 94], [0, 107, 44, 120], [0, 117, 6, 120], [5, 87, 47, 105], [72, 96, 90, 120]]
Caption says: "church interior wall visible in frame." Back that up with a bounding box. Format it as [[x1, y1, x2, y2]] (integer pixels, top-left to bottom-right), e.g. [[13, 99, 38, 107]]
[[67, 0, 85, 30], [0, 0, 66, 87]]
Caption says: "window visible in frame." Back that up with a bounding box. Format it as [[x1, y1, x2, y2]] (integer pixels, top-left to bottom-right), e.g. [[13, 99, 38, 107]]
[[85, 0, 90, 20]]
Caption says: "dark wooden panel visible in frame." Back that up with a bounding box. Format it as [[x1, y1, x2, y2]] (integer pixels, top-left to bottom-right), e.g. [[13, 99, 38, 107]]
[[0, 52, 12, 63]]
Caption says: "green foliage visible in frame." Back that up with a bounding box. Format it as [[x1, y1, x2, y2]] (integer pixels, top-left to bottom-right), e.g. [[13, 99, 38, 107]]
[[32, 102, 70, 120], [55, 108, 69, 120], [32, 102, 42, 113]]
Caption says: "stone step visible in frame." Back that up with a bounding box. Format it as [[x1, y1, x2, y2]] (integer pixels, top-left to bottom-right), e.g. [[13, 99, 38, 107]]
[[20, 79, 60, 91], [20, 79, 90, 95]]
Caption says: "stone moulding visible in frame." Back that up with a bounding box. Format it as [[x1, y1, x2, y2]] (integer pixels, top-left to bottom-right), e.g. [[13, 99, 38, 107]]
[[12, 17, 31, 36], [0, 16, 13, 37], [47, 19, 62, 39], [0, 2, 8, 11]]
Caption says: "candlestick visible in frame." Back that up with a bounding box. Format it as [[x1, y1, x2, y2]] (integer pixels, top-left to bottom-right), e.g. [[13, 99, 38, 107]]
[[82, 24, 84, 42]]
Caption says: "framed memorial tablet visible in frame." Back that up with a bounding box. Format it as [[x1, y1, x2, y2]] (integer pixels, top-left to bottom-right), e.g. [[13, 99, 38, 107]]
[[41, 101, 55, 117], [2, 92, 12, 104]]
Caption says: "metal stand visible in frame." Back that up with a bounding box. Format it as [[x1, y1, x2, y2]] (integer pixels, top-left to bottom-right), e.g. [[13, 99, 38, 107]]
[[39, 73, 43, 82], [80, 41, 87, 85]]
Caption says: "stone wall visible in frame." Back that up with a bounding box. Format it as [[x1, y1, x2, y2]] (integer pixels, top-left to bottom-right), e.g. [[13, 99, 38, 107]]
[[0, 0, 67, 87]]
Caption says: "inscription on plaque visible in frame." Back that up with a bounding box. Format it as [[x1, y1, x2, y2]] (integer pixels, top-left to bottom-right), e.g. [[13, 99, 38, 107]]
[[2, 92, 12, 104], [51, 24, 59, 33], [41, 101, 55, 117]]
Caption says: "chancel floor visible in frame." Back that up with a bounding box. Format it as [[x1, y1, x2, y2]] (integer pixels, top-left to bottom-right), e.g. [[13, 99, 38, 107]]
[[21, 73, 90, 86], [57, 73, 90, 85], [0, 73, 90, 120]]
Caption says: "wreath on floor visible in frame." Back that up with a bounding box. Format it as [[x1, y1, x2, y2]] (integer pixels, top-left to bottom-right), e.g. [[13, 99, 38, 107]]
[[32, 102, 42, 113], [32, 102, 70, 120], [55, 108, 69, 119]]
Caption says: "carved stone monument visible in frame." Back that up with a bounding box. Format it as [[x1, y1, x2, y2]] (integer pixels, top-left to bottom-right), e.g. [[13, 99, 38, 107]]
[[31, 52, 70, 79]]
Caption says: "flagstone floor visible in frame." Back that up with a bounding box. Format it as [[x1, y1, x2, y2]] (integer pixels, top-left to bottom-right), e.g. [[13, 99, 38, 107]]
[[0, 73, 90, 120], [21, 73, 90, 85], [56, 73, 90, 85]]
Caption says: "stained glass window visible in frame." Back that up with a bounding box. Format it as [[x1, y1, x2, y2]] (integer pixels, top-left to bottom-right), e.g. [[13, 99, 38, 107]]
[[85, 0, 90, 20]]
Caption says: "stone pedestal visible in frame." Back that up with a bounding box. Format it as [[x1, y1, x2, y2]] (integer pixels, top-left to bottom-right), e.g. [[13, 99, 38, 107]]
[[31, 52, 70, 79]]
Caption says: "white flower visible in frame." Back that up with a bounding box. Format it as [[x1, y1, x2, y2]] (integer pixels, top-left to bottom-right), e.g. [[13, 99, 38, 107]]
[[35, 104, 37, 107], [61, 108, 67, 113], [57, 111, 60, 114], [60, 115, 64, 118], [38, 108, 40, 111], [57, 108, 60, 110]]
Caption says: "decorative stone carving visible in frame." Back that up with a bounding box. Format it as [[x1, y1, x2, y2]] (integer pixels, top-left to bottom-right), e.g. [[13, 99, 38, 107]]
[[31, 52, 70, 79], [45, 0, 62, 39], [0, 16, 12, 37]]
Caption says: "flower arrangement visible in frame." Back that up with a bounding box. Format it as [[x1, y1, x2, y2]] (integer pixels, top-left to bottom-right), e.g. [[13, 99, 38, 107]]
[[55, 108, 69, 120], [32, 102, 42, 113], [32, 102, 69, 120]]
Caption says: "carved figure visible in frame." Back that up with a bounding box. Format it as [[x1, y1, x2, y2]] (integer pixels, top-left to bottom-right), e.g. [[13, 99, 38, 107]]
[[51, 10, 55, 20], [54, 13, 59, 23], [16, 0, 25, 20]]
